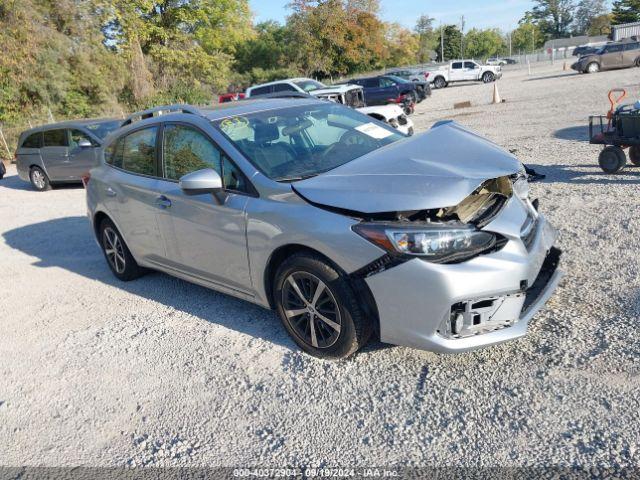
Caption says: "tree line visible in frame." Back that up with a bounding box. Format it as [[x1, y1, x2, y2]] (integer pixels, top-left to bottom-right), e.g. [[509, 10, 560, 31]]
[[0, 0, 637, 153]]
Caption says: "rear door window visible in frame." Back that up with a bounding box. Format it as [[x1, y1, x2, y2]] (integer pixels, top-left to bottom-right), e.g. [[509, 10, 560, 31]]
[[21, 132, 42, 149], [452, 62, 463, 69], [43, 129, 68, 147], [121, 127, 158, 176]]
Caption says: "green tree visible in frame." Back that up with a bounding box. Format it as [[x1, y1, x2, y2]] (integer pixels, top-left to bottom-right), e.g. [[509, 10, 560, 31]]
[[524, 0, 575, 39], [511, 22, 545, 53], [573, 0, 608, 34], [435, 25, 463, 61], [414, 14, 437, 63], [588, 13, 613, 35], [463, 28, 507, 60], [612, 0, 640, 24]]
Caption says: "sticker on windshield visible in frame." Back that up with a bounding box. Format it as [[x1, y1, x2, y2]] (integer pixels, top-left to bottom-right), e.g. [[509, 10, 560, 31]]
[[355, 122, 393, 139]]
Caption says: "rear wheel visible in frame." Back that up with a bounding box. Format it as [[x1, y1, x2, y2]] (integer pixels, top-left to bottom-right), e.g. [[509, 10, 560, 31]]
[[482, 72, 495, 83], [99, 218, 146, 281], [598, 146, 627, 173], [274, 253, 372, 359], [635, 58, 640, 67], [29, 166, 50, 191], [587, 62, 600, 73], [629, 146, 640, 166], [433, 76, 447, 89]]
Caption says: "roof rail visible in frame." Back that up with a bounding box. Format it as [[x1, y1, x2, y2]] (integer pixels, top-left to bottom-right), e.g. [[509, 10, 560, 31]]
[[121, 104, 203, 127]]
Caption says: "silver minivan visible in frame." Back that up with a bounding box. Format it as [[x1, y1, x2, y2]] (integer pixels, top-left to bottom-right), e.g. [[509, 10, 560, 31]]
[[85, 101, 563, 359], [15, 119, 121, 190]]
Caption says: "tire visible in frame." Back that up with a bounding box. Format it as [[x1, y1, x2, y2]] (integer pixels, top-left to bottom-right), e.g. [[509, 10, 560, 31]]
[[433, 76, 447, 89], [482, 72, 495, 83], [29, 166, 50, 191], [629, 146, 640, 166], [635, 58, 640, 67], [598, 146, 627, 173], [586, 62, 600, 74], [99, 217, 146, 281], [273, 252, 372, 359]]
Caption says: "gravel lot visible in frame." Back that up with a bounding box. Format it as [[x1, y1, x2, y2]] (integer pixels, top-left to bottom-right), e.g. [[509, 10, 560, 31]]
[[2, 63, 640, 470]]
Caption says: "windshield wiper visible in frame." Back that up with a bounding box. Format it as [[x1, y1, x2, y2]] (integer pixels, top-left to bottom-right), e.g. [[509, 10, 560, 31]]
[[276, 173, 319, 182]]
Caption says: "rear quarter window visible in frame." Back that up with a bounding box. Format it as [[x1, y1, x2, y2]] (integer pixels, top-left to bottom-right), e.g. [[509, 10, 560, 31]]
[[21, 132, 42, 149], [250, 85, 272, 96]]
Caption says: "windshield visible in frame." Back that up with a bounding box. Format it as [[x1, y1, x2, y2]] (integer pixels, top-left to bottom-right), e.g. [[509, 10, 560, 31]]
[[214, 103, 405, 182], [294, 80, 326, 92], [86, 120, 122, 139]]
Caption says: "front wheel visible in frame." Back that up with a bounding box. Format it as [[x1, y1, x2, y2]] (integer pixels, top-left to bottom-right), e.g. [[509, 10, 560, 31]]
[[274, 253, 372, 359], [482, 72, 495, 83], [598, 146, 627, 173], [586, 62, 600, 73], [99, 218, 146, 281]]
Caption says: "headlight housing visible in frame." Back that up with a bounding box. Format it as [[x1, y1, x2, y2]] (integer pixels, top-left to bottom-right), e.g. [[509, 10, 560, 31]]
[[353, 223, 499, 264]]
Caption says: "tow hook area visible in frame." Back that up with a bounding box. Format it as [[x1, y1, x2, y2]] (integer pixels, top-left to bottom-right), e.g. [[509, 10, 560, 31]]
[[440, 294, 525, 339]]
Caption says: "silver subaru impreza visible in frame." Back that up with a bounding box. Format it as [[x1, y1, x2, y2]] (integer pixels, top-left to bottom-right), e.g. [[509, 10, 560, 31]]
[[85, 99, 562, 359]]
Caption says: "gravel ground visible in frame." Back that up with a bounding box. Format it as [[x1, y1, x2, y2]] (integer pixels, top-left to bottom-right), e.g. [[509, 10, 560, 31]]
[[1, 63, 640, 470]]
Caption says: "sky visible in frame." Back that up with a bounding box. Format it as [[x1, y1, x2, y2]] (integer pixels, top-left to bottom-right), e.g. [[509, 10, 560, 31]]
[[248, 0, 536, 33]]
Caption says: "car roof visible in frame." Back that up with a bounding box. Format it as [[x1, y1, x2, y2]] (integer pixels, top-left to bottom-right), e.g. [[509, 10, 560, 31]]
[[21, 118, 119, 135]]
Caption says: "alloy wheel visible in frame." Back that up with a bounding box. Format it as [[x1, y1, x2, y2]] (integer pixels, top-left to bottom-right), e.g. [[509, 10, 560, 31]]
[[31, 170, 45, 189], [282, 272, 342, 349], [103, 227, 126, 274]]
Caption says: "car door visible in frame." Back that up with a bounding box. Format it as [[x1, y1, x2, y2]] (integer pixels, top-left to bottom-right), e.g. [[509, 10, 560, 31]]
[[600, 44, 623, 70], [379, 77, 400, 101], [41, 129, 70, 180], [622, 42, 640, 67], [465, 61, 481, 80], [103, 125, 167, 263], [66, 129, 100, 179], [449, 62, 465, 81], [155, 123, 253, 294]]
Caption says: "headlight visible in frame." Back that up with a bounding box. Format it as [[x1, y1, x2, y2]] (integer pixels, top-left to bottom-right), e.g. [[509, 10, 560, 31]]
[[352, 223, 498, 264]]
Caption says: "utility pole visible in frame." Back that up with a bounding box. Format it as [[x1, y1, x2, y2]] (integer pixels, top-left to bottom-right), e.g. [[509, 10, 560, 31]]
[[460, 15, 466, 59], [440, 22, 444, 62]]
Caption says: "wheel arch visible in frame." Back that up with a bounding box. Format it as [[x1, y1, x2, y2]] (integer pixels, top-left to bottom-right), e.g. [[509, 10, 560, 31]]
[[263, 243, 381, 336]]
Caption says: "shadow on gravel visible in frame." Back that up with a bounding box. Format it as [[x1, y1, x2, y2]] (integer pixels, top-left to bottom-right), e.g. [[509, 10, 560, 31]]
[[2, 216, 302, 351], [536, 164, 640, 184], [525, 72, 580, 82], [554, 125, 589, 142], [0, 173, 83, 192]]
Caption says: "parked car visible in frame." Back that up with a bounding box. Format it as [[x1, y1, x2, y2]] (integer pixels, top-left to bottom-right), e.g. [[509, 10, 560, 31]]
[[218, 93, 245, 103], [15, 119, 121, 191], [384, 74, 430, 101], [386, 69, 433, 97], [347, 75, 420, 106], [246, 78, 413, 135], [428, 60, 502, 89], [86, 101, 562, 359], [504, 58, 518, 65], [486, 58, 507, 66], [572, 41, 640, 73]]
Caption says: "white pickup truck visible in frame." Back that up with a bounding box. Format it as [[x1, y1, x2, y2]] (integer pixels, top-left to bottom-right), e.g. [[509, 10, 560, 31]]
[[428, 60, 502, 89]]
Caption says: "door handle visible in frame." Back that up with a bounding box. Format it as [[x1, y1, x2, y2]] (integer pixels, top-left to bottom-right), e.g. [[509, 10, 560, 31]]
[[155, 195, 172, 209], [105, 187, 117, 197]]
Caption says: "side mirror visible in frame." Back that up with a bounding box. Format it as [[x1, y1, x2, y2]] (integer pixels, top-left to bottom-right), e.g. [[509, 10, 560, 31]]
[[179, 168, 222, 194], [78, 139, 93, 148]]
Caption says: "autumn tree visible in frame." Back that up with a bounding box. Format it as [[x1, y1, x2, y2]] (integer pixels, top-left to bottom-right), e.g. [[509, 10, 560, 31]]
[[415, 15, 437, 63]]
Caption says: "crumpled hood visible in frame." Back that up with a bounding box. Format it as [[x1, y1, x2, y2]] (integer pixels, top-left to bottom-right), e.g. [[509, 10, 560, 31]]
[[293, 122, 522, 214]]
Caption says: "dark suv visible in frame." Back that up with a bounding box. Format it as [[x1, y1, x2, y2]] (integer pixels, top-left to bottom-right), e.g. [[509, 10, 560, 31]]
[[572, 41, 640, 73], [348, 76, 420, 106]]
